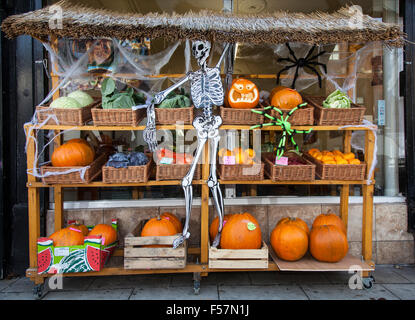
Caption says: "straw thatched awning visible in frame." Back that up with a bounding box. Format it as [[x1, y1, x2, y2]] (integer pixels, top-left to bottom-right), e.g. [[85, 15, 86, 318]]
[[1, 0, 405, 47]]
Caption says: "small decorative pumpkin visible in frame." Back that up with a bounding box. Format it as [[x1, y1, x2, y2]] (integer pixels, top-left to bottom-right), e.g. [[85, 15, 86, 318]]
[[270, 223, 308, 261], [227, 79, 260, 109], [49, 227, 85, 247], [271, 88, 303, 110], [312, 211, 346, 235], [269, 85, 287, 101], [309, 225, 348, 262], [88, 223, 117, 246], [209, 214, 233, 242], [161, 212, 182, 233], [220, 212, 262, 249], [140, 216, 178, 248], [276, 217, 309, 235], [51, 139, 95, 167]]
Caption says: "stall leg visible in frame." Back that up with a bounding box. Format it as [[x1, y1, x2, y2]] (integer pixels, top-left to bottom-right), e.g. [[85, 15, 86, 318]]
[[193, 272, 201, 295]]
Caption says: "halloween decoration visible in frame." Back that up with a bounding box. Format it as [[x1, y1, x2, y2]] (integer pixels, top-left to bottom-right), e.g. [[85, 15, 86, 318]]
[[251, 104, 313, 160], [227, 78, 259, 109], [144, 40, 230, 249], [276, 43, 327, 89]]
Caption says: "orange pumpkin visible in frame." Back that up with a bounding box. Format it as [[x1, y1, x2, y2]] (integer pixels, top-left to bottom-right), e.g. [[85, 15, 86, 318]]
[[68, 222, 89, 236], [209, 214, 233, 242], [269, 86, 287, 101], [276, 217, 310, 235], [51, 139, 95, 167], [88, 224, 117, 246], [141, 216, 178, 248], [309, 225, 348, 262], [227, 79, 260, 109], [271, 88, 303, 110], [220, 213, 262, 249], [161, 212, 182, 233], [270, 223, 308, 261], [312, 212, 347, 235], [49, 227, 85, 247]]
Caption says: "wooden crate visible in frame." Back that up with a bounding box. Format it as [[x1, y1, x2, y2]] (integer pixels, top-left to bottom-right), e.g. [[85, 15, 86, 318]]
[[209, 241, 269, 269], [124, 220, 187, 270]]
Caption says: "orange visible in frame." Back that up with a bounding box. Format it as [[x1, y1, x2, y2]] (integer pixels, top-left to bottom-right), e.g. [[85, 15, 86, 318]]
[[343, 152, 355, 160], [322, 155, 335, 162], [348, 159, 361, 165], [336, 158, 348, 165], [308, 148, 319, 154], [333, 150, 343, 156], [243, 148, 256, 162], [315, 154, 323, 161], [323, 160, 337, 165]]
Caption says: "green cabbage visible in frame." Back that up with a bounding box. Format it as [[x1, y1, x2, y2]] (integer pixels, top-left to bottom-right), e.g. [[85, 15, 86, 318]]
[[50, 97, 82, 109], [67, 90, 94, 107], [323, 90, 351, 109]]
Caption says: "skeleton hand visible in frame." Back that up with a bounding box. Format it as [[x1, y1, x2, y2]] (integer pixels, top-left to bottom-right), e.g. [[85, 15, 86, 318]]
[[153, 93, 164, 105]]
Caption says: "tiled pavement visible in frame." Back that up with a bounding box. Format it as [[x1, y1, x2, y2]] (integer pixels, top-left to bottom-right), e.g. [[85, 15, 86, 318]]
[[0, 265, 414, 300]]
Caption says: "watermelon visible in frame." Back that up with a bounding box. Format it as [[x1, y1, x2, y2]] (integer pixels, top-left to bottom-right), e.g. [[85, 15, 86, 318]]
[[38, 247, 53, 274], [85, 245, 101, 271]]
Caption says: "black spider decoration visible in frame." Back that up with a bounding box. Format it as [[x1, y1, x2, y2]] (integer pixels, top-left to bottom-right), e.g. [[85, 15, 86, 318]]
[[276, 43, 327, 89]]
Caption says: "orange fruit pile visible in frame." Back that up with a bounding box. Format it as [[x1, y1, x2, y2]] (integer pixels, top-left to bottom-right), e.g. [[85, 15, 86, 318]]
[[307, 148, 361, 165], [218, 147, 258, 165]]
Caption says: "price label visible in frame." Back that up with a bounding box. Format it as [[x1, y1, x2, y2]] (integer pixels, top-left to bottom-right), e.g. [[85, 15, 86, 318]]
[[223, 156, 236, 165], [54, 247, 70, 257], [160, 157, 174, 165], [275, 156, 288, 166]]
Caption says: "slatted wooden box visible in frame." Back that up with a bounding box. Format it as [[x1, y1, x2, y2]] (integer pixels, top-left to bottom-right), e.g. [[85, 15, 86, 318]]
[[208, 241, 269, 269], [124, 219, 187, 270]]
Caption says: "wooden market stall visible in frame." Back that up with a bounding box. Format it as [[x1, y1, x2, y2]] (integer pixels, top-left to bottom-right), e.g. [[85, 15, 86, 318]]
[[1, 0, 405, 298]]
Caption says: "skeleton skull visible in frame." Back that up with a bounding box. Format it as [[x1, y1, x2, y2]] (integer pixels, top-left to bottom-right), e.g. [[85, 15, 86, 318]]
[[192, 40, 211, 67]]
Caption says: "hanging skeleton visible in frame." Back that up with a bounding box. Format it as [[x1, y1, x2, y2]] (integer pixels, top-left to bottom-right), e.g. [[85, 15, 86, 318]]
[[144, 40, 230, 248]]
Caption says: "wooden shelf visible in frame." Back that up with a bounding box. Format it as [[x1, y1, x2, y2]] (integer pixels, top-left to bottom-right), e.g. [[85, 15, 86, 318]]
[[25, 123, 377, 132], [26, 179, 373, 188]]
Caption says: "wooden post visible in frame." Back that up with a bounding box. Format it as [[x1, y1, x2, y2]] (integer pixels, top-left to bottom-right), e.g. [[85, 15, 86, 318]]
[[26, 126, 40, 270], [53, 130, 63, 231], [340, 131, 352, 231], [200, 142, 210, 276], [362, 130, 376, 265]]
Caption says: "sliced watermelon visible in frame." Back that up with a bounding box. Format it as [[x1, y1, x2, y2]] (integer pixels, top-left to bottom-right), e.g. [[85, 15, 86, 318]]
[[85, 245, 101, 271], [38, 247, 53, 274]]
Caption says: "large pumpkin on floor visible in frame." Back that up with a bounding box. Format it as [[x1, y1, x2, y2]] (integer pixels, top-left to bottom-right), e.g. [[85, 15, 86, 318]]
[[276, 217, 310, 235], [309, 225, 348, 262], [68, 222, 89, 236], [141, 216, 178, 248], [227, 79, 260, 109], [220, 213, 262, 249], [51, 139, 95, 167], [209, 214, 233, 242], [312, 212, 346, 235], [88, 224, 117, 246], [160, 212, 182, 233], [49, 227, 85, 247], [270, 223, 308, 261], [271, 88, 303, 110]]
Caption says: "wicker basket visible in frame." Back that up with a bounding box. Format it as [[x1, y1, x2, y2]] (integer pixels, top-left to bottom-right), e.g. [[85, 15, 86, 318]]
[[40, 153, 108, 184], [269, 105, 314, 125], [263, 154, 316, 181], [36, 99, 100, 126], [218, 163, 264, 181], [305, 96, 365, 126], [102, 159, 152, 183], [156, 163, 201, 181], [155, 106, 194, 124], [91, 106, 146, 126], [220, 106, 264, 125], [303, 153, 366, 180]]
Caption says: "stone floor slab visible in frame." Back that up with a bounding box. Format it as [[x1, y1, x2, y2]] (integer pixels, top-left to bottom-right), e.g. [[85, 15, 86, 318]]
[[218, 284, 308, 300], [202, 272, 251, 286], [301, 284, 399, 300], [0, 278, 20, 292], [382, 284, 415, 300], [1, 277, 35, 293], [372, 265, 411, 284], [43, 288, 134, 300], [391, 265, 415, 283], [0, 292, 37, 300], [249, 271, 330, 285], [88, 274, 170, 290], [131, 285, 219, 300]]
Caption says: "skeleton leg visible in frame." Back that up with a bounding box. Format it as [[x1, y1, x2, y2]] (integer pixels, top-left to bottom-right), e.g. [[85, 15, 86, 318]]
[[173, 126, 208, 249], [207, 133, 225, 248]]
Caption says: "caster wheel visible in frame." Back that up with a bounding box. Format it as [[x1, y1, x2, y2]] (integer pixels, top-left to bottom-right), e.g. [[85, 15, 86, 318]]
[[362, 276, 375, 289], [33, 284, 45, 300]]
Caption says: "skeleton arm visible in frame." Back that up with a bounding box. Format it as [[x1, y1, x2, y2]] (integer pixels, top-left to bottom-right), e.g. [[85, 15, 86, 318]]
[[153, 75, 190, 104], [215, 43, 230, 70]]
